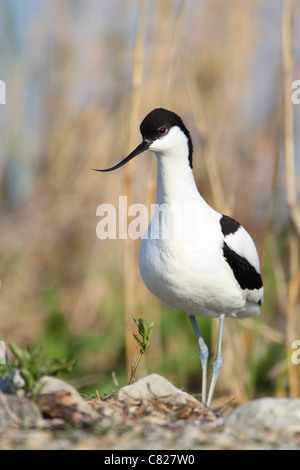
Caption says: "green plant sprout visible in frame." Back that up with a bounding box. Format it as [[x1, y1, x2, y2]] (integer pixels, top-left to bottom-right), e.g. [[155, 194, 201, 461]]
[[0, 342, 76, 397], [129, 315, 156, 385]]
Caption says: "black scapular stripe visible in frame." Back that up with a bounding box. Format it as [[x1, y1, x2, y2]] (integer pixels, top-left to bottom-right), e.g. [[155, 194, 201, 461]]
[[223, 242, 263, 291], [220, 215, 241, 236]]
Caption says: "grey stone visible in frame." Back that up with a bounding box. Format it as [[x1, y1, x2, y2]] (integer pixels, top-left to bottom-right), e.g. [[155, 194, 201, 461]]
[[0, 391, 43, 428], [225, 397, 300, 435], [118, 373, 200, 405], [0, 369, 25, 395], [36, 376, 99, 422]]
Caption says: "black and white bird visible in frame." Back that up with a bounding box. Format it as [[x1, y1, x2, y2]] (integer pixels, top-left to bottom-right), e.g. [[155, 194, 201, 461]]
[[94, 108, 263, 408]]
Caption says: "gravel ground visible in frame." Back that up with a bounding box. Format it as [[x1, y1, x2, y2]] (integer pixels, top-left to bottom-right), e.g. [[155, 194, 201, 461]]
[[1, 374, 300, 451]]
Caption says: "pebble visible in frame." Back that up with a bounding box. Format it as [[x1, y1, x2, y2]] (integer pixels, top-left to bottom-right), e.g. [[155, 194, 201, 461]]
[[0, 391, 43, 428], [225, 397, 300, 435], [118, 373, 200, 405]]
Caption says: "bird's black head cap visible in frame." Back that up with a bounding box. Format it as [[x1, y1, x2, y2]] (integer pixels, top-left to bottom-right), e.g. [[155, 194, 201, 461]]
[[140, 108, 193, 168]]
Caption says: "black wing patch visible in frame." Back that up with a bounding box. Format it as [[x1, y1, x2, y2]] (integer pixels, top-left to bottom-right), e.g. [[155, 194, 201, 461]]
[[223, 241, 263, 291], [220, 215, 241, 236]]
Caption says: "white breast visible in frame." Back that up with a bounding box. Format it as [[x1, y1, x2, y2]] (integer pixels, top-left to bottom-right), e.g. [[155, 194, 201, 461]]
[[139, 203, 257, 318]]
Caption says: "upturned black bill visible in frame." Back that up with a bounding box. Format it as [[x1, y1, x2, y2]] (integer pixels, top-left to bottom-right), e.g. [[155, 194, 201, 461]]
[[93, 140, 150, 172]]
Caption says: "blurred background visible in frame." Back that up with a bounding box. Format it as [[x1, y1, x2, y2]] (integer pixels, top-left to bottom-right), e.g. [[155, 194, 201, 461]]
[[0, 0, 299, 404]]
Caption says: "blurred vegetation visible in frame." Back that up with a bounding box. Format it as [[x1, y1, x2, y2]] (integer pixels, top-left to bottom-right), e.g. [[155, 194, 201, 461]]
[[0, 342, 76, 396], [0, 0, 299, 404]]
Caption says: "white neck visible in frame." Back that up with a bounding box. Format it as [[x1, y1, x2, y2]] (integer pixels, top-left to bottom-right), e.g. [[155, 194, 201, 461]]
[[155, 151, 199, 205], [146, 126, 198, 205], [147, 126, 210, 209]]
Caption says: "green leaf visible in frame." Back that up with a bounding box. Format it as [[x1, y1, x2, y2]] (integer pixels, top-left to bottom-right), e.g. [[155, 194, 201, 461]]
[[138, 318, 146, 335], [9, 342, 28, 363], [131, 314, 140, 328], [20, 367, 35, 392], [31, 343, 44, 358], [131, 315, 156, 353], [45, 358, 77, 376], [132, 333, 143, 350]]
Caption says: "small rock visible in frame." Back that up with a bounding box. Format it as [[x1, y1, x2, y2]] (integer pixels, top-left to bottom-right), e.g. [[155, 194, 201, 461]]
[[35, 376, 98, 425], [225, 397, 300, 435], [118, 373, 200, 406], [0, 370, 25, 395], [0, 391, 43, 428]]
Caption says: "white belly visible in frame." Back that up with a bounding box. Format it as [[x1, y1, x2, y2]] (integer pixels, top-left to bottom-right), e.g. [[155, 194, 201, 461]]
[[138, 214, 260, 319]]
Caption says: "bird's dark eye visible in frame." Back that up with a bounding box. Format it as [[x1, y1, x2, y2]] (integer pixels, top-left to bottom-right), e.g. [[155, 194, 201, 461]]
[[158, 126, 167, 136]]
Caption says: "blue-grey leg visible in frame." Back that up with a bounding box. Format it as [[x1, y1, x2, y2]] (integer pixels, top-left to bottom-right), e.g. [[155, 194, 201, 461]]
[[189, 315, 209, 405], [206, 314, 225, 408]]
